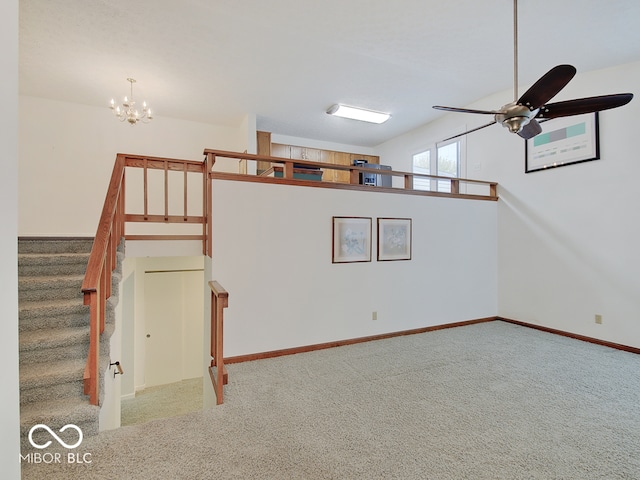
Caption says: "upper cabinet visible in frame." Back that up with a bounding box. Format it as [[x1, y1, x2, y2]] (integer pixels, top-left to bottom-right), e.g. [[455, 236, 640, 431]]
[[259, 131, 379, 184]]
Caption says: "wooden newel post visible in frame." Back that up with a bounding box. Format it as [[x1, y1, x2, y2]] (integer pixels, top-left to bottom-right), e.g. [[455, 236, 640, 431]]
[[209, 280, 229, 405]]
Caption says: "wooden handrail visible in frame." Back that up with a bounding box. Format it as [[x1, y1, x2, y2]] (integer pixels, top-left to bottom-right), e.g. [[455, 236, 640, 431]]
[[209, 280, 229, 405], [203, 148, 498, 200], [81, 154, 126, 405]]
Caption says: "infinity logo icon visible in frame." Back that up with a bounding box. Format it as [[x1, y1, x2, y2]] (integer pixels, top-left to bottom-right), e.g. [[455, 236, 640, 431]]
[[28, 424, 83, 449]]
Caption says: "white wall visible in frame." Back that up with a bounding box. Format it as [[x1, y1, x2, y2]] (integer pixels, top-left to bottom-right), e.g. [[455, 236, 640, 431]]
[[19, 96, 250, 236], [1, 0, 21, 477], [211, 179, 497, 357], [377, 61, 640, 349]]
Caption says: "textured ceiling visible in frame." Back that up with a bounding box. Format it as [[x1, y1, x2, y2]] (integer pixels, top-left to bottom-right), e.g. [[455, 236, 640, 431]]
[[19, 0, 640, 147]]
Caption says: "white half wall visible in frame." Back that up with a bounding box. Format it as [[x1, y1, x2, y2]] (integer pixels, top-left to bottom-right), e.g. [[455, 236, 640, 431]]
[[211, 180, 497, 357], [18, 96, 251, 236]]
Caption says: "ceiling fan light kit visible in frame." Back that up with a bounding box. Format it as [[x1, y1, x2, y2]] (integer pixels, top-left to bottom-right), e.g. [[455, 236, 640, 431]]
[[432, 0, 633, 142]]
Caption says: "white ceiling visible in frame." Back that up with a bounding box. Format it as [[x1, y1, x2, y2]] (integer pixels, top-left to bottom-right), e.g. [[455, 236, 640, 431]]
[[19, 0, 640, 147]]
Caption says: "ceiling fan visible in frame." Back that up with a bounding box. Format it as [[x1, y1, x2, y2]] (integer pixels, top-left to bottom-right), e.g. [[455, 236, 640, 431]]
[[432, 0, 633, 141]]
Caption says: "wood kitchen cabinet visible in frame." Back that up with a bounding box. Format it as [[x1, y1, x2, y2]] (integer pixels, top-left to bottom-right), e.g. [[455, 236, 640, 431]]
[[259, 131, 379, 184]]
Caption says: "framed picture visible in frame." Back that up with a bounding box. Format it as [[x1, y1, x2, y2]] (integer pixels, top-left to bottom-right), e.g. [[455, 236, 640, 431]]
[[377, 218, 412, 261], [332, 217, 372, 263], [525, 112, 600, 173]]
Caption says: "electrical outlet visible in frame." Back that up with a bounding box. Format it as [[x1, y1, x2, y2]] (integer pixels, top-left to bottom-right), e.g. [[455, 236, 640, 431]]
[[372, 311, 377, 321], [595, 314, 602, 324]]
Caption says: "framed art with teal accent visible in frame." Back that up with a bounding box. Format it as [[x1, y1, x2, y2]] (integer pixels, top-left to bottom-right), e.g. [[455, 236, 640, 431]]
[[525, 112, 600, 173]]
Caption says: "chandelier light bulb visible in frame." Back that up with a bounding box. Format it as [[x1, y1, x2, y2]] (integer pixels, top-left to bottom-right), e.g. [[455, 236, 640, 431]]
[[109, 78, 153, 125]]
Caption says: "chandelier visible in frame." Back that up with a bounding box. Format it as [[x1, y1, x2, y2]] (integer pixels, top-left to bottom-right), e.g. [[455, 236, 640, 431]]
[[109, 78, 153, 125]]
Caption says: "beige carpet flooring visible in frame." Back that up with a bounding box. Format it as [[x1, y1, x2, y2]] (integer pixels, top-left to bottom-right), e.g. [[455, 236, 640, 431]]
[[20, 321, 640, 479], [121, 377, 203, 426]]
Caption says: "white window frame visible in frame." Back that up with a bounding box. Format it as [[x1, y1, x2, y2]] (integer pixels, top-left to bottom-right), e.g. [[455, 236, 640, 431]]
[[412, 136, 466, 193]]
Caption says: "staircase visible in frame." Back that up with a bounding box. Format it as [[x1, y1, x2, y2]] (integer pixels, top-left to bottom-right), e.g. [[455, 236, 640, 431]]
[[18, 238, 121, 447]]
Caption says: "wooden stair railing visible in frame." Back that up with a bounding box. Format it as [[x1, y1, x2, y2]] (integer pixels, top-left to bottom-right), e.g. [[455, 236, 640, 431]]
[[81, 154, 126, 405], [81, 153, 211, 406], [208, 281, 229, 405]]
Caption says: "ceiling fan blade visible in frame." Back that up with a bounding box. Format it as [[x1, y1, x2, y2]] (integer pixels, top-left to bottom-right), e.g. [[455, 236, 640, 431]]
[[439, 121, 497, 143], [517, 64, 576, 109], [433, 106, 499, 115], [517, 119, 542, 140], [537, 93, 633, 119]]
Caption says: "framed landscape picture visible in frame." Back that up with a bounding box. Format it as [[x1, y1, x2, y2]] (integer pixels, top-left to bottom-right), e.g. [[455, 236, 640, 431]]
[[525, 112, 600, 173], [332, 217, 372, 263], [377, 218, 412, 261]]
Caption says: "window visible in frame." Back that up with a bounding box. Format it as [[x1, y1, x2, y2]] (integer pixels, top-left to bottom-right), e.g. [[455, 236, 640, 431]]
[[412, 150, 430, 190], [412, 138, 463, 192], [436, 141, 459, 193]]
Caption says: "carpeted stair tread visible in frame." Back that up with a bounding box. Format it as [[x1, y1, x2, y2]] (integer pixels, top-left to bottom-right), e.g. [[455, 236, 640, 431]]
[[18, 252, 90, 276], [19, 274, 85, 288], [20, 325, 89, 353], [18, 238, 94, 254], [19, 296, 87, 318], [19, 275, 86, 303], [19, 300, 88, 333], [20, 396, 100, 437], [18, 251, 91, 264], [20, 357, 86, 391]]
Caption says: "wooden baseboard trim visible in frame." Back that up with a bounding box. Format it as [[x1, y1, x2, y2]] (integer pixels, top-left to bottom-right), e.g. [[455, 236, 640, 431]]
[[224, 317, 497, 365], [498, 317, 640, 355]]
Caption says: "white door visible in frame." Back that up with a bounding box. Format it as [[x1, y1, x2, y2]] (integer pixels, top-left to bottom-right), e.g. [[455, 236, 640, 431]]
[[144, 270, 204, 388]]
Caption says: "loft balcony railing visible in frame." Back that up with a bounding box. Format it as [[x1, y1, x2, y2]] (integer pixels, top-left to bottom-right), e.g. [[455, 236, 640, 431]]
[[203, 149, 498, 201]]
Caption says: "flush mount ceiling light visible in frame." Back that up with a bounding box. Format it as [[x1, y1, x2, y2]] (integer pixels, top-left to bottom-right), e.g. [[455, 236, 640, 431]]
[[326, 104, 391, 124], [109, 78, 153, 125]]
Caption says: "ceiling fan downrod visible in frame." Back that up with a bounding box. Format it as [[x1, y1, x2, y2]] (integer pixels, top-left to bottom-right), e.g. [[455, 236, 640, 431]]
[[513, 0, 518, 102]]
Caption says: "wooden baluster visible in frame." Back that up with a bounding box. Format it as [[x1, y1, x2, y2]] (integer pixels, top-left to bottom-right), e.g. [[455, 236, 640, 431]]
[[164, 159, 169, 221], [404, 174, 414, 190], [111, 224, 116, 268], [451, 179, 460, 194], [349, 168, 359, 185], [119, 171, 126, 240], [84, 288, 100, 405], [283, 161, 294, 180], [143, 158, 148, 220], [206, 153, 215, 256], [100, 264, 107, 334], [183, 162, 188, 222], [490, 183, 497, 198]]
